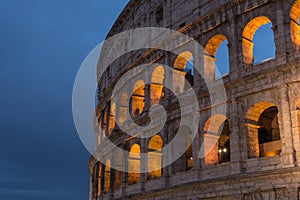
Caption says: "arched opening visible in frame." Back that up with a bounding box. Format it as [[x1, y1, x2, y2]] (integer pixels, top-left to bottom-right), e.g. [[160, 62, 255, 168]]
[[150, 66, 165, 106], [147, 135, 163, 180], [242, 16, 276, 65], [119, 93, 128, 125], [173, 51, 194, 94], [130, 80, 145, 118], [290, 0, 300, 50], [204, 34, 230, 80], [128, 144, 141, 185], [203, 114, 231, 165], [245, 101, 281, 158], [258, 106, 281, 157], [217, 120, 230, 164], [104, 160, 111, 194]]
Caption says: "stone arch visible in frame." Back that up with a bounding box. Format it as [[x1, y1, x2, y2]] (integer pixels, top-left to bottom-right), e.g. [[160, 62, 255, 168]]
[[104, 160, 111, 194], [290, 0, 300, 50], [147, 135, 163, 179], [119, 92, 128, 125], [242, 16, 275, 65], [204, 34, 229, 80], [150, 66, 165, 106], [245, 101, 282, 158], [131, 80, 145, 118], [174, 51, 193, 71], [203, 114, 231, 165], [173, 51, 194, 93], [128, 144, 141, 185]]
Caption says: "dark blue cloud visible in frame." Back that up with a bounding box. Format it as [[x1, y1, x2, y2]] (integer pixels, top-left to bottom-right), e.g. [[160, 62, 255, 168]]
[[0, 0, 129, 199]]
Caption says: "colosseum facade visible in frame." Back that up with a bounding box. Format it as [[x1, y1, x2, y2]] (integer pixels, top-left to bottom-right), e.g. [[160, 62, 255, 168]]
[[89, 0, 300, 199]]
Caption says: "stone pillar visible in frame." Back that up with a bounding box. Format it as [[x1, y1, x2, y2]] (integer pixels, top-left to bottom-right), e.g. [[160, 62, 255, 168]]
[[291, 110, 300, 165], [198, 115, 206, 169], [110, 162, 115, 200], [162, 126, 170, 176], [279, 86, 295, 166], [91, 165, 97, 200], [121, 145, 128, 197], [192, 131, 201, 169], [275, 1, 287, 65], [89, 174, 93, 200], [229, 99, 242, 172], [140, 138, 147, 191], [95, 163, 101, 200], [245, 123, 260, 159], [105, 102, 111, 136], [228, 18, 239, 77], [203, 54, 216, 83], [164, 53, 175, 100], [100, 163, 105, 199], [203, 133, 219, 165], [144, 84, 151, 111]]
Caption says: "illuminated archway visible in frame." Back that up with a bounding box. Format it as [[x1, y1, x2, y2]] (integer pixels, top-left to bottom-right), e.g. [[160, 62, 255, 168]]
[[128, 144, 141, 185], [290, 0, 300, 50], [245, 101, 281, 158], [174, 51, 193, 70], [242, 16, 275, 65], [203, 114, 230, 165], [204, 34, 229, 80], [131, 80, 145, 118], [147, 135, 163, 179], [173, 51, 194, 93], [150, 66, 165, 106]]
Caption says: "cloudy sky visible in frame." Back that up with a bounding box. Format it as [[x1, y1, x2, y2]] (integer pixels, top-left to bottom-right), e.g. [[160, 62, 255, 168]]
[[0, 1, 128, 199], [0, 1, 275, 199]]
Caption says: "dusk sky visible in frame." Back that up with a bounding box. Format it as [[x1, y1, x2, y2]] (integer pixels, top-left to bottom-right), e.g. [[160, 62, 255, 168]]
[[0, 1, 275, 199], [0, 1, 128, 199]]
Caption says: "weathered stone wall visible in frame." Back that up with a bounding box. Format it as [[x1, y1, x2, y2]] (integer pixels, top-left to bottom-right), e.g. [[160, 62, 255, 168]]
[[89, 0, 300, 199]]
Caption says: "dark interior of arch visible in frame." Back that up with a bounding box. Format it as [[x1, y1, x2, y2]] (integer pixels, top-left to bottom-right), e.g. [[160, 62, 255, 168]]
[[217, 119, 230, 164], [258, 106, 280, 144]]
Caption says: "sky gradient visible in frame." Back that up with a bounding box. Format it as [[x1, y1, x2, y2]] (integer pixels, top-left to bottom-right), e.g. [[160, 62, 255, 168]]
[[0, 1, 128, 199]]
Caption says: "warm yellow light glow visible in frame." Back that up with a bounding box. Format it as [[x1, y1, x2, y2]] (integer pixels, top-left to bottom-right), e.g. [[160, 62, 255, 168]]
[[290, 0, 300, 49], [242, 16, 272, 65]]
